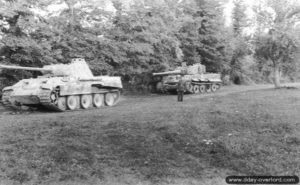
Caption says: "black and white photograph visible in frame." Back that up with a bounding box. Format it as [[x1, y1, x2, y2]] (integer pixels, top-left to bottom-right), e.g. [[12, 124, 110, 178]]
[[0, 0, 299, 184]]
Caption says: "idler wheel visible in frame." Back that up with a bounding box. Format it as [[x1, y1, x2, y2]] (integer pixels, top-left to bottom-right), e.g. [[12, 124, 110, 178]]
[[105, 91, 120, 106], [81, 94, 92, 109], [112, 91, 120, 104], [93, 94, 104, 108], [67, 95, 78, 110]]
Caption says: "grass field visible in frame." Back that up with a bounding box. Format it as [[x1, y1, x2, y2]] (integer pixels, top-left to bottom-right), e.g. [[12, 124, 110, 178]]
[[0, 85, 299, 185]]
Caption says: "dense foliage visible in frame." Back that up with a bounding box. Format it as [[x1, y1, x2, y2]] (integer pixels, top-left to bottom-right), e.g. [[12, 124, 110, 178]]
[[252, 0, 300, 87], [1, 0, 300, 88]]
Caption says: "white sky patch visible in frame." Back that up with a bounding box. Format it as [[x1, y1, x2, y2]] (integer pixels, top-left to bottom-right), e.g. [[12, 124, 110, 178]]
[[100, 1, 116, 13], [223, 0, 260, 35], [31, 7, 48, 17], [31, 3, 68, 17], [223, 0, 257, 26], [48, 3, 68, 12], [32, 0, 117, 18], [223, 0, 234, 26]]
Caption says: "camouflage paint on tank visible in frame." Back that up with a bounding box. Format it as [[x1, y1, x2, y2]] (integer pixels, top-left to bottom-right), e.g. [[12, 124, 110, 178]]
[[0, 58, 122, 111], [153, 63, 222, 93]]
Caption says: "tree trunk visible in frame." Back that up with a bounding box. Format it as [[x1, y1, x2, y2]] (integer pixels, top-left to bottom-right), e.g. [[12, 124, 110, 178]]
[[273, 64, 281, 88]]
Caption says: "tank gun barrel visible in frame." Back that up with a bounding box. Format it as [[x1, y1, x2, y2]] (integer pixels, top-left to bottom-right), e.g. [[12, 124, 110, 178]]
[[0, 64, 52, 72], [153, 70, 186, 76]]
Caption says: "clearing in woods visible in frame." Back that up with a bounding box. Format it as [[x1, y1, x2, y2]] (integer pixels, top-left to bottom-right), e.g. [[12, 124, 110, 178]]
[[0, 84, 299, 185]]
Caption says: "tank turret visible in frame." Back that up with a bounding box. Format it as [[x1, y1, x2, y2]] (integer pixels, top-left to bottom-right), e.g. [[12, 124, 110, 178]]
[[1, 58, 122, 112]]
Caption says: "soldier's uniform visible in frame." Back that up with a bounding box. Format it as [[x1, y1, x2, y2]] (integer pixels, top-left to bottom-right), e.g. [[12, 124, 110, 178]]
[[177, 76, 184, 102]]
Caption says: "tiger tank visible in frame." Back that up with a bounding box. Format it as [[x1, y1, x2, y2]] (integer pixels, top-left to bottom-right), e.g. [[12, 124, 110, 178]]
[[0, 58, 122, 111], [152, 63, 222, 94]]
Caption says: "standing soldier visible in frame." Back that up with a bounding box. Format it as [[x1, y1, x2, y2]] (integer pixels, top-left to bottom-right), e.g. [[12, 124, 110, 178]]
[[177, 74, 184, 102]]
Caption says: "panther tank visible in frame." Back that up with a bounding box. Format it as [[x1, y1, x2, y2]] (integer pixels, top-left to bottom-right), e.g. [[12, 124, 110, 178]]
[[153, 63, 222, 94], [0, 58, 122, 111]]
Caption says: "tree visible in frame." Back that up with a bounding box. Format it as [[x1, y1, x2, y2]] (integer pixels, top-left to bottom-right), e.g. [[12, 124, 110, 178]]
[[228, 0, 252, 84], [0, 0, 60, 82], [106, 3, 184, 77], [253, 0, 300, 88], [254, 30, 298, 87], [0, 0, 235, 90], [177, 0, 229, 72]]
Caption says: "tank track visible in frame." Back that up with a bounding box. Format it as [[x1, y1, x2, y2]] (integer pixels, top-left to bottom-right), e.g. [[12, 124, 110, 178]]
[[38, 89, 121, 112]]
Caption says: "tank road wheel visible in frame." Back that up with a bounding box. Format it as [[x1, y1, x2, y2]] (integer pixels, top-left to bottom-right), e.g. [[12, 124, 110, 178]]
[[93, 94, 104, 108], [81, 94, 92, 109], [193, 85, 200, 94], [57, 97, 67, 111], [67, 95, 78, 110], [206, 84, 212, 93], [105, 93, 117, 106], [199, 85, 206, 93], [211, 83, 218, 92]]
